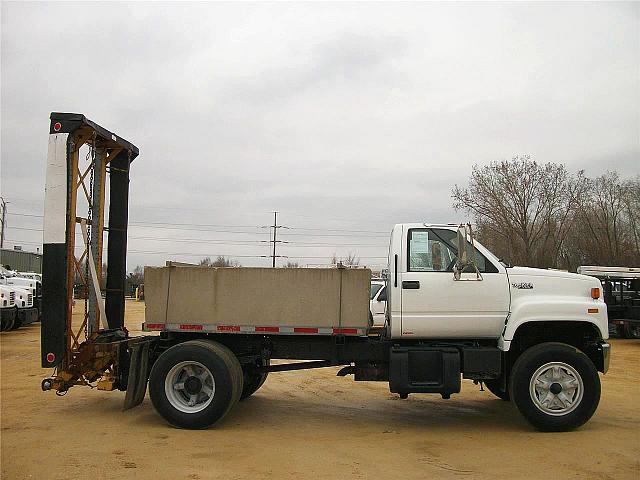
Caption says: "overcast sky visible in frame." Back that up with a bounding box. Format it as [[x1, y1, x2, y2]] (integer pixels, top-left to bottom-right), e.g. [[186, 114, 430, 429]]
[[1, 2, 638, 270]]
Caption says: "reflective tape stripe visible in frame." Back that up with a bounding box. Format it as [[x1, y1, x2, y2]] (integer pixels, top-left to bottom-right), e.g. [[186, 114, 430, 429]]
[[142, 323, 366, 336], [255, 326, 279, 333], [180, 324, 203, 331], [145, 323, 165, 329], [217, 325, 240, 332], [294, 327, 318, 334], [333, 328, 358, 335]]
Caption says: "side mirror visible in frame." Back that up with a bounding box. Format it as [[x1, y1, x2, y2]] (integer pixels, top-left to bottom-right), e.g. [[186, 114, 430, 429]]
[[456, 225, 472, 266], [454, 223, 482, 281]]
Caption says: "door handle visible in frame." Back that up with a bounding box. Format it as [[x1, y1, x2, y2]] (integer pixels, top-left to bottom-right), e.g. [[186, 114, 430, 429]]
[[402, 280, 420, 289]]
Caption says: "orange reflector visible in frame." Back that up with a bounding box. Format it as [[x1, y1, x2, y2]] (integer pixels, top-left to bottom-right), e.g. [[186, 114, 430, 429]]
[[588, 308, 599, 314], [591, 288, 601, 299]]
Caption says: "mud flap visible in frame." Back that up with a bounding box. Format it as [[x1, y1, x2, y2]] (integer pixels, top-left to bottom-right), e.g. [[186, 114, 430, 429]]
[[123, 341, 150, 411]]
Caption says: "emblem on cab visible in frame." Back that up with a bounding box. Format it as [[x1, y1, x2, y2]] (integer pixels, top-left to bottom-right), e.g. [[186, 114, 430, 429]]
[[511, 282, 534, 289]]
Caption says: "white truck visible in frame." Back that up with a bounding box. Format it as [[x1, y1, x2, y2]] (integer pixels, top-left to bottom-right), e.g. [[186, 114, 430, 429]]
[[1, 267, 39, 328], [369, 278, 387, 327], [578, 266, 640, 338], [1, 285, 18, 331], [40, 113, 610, 433]]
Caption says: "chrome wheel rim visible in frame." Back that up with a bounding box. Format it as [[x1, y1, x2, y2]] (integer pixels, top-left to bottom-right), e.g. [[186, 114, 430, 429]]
[[165, 361, 215, 413], [529, 362, 583, 416]]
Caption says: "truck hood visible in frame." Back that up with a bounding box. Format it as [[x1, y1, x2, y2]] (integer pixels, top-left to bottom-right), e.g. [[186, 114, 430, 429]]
[[507, 266, 594, 282], [503, 266, 608, 342]]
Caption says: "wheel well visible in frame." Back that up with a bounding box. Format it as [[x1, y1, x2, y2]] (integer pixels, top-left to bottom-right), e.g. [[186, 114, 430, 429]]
[[508, 321, 605, 372]]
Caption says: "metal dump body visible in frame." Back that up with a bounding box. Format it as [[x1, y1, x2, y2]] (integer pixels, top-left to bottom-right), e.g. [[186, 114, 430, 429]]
[[143, 266, 372, 336]]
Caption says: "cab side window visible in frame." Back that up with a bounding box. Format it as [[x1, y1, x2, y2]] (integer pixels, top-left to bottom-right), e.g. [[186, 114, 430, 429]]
[[408, 230, 457, 272], [407, 228, 498, 273]]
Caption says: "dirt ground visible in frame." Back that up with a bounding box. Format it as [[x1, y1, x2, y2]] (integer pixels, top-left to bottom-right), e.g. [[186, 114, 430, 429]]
[[1, 300, 639, 480]]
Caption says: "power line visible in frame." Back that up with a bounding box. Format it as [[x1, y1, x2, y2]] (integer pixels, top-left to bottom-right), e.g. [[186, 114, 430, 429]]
[[6, 212, 389, 235], [127, 249, 387, 259]]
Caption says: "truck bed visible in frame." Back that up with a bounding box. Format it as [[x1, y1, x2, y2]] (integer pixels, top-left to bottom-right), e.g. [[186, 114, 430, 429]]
[[142, 266, 371, 336]]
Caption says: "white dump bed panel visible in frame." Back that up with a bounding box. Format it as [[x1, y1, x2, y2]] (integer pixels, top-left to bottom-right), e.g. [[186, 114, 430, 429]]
[[143, 266, 371, 336]]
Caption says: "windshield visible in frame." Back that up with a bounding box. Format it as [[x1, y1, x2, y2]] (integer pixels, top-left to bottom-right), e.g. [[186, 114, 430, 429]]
[[370, 283, 383, 299]]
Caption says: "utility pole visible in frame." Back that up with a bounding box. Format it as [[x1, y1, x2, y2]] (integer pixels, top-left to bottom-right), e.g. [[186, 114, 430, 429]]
[[262, 211, 288, 267], [0, 197, 6, 249], [272, 211, 277, 267]]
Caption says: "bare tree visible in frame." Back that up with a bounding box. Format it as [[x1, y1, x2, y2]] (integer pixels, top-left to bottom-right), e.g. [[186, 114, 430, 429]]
[[567, 172, 640, 267], [342, 252, 360, 266], [623, 176, 640, 258], [283, 261, 299, 268], [330, 252, 359, 266], [199, 256, 240, 267], [452, 155, 584, 268]]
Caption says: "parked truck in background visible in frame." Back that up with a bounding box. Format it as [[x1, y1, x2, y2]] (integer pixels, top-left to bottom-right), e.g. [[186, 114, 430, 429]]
[[578, 266, 640, 338], [0, 285, 17, 331], [369, 278, 386, 328], [39, 113, 611, 434], [1, 267, 39, 328]]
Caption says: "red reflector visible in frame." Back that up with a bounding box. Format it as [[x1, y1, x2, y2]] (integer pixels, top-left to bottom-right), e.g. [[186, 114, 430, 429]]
[[180, 324, 203, 331], [46, 352, 55, 363], [53, 122, 61, 132], [217, 325, 240, 332], [588, 308, 599, 314], [333, 328, 358, 335], [145, 323, 165, 330], [255, 326, 279, 333], [294, 327, 319, 334]]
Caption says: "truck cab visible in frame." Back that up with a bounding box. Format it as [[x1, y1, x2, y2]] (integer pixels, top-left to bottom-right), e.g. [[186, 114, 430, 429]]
[[387, 223, 608, 347]]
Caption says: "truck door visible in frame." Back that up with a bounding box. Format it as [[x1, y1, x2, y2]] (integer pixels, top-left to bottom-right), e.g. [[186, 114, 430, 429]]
[[400, 227, 509, 338]]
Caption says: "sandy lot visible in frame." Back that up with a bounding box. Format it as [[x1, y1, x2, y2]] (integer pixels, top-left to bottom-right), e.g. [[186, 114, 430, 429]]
[[1, 300, 639, 480]]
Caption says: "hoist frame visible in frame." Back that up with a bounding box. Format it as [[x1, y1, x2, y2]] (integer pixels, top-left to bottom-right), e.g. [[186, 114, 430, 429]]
[[41, 112, 144, 394]]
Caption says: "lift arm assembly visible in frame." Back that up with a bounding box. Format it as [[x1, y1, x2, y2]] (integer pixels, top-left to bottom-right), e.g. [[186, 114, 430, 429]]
[[41, 113, 147, 397]]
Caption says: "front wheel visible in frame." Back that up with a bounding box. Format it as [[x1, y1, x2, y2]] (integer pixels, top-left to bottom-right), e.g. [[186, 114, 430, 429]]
[[510, 342, 600, 432]]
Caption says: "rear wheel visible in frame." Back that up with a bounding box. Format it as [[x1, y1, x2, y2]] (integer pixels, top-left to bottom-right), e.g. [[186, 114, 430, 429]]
[[510, 342, 600, 432], [149, 340, 243, 429], [484, 379, 510, 401]]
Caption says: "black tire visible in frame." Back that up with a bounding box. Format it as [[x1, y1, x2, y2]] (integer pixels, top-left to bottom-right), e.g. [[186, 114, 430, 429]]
[[188, 340, 244, 407], [509, 342, 600, 432], [622, 323, 640, 339], [240, 359, 269, 400], [5, 313, 15, 331], [149, 340, 243, 429], [484, 379, 510, 401]]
